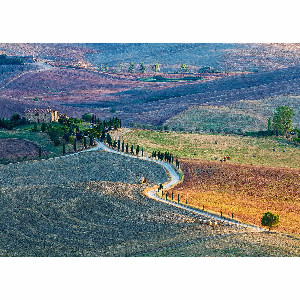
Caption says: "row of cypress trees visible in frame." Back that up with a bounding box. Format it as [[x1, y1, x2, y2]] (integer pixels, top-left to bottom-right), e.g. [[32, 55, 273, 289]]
[[151, 150, 180, 168]]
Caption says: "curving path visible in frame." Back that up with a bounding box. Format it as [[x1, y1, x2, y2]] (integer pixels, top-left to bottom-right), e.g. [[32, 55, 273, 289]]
[[92, 139, 265, 232]]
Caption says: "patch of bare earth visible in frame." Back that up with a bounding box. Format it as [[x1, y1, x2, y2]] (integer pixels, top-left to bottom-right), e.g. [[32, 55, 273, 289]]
[[0, 138, 40, 162]]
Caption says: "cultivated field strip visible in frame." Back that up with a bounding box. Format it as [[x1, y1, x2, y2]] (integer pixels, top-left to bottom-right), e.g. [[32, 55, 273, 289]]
[[0, 150, 169, 188]]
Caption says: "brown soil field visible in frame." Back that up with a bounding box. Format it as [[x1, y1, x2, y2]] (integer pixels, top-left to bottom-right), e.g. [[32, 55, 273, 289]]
[[0, 138, 41, 162], [169, 159, 300, 236]]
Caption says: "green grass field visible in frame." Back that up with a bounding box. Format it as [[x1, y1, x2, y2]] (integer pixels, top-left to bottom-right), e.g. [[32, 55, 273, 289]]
[[122, 129, 300, 168], [164, 95, 300, 133], [0, 122, 91, 161]]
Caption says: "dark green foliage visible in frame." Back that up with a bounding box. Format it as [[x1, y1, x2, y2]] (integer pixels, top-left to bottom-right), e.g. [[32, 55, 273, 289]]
[[106, 133, 112, 146], [62, 143, 66, 155], [126, 143, 129, 153], [122, 141, 125, 152], [89, 135, 94, 146], [32, 124, 38, 132], [136, 145, 140, 156], [0, 54, 23, 65], [142, 147, 143, 156], [84, 136, 87, 148], [130, 145, 134, 154], [261, 212, 280, 231], [41, 123, 47, 132], [0, 114, 27, 130], [272, 106, 295, 136], [117, 139, 120, 151], [128, 62, 134, 73], [73, 139, 77, 151], [113, 139, 117, 148], [198, 66, 215, 73], [39, 146, 42, 159], [139, 62, 146, 73]]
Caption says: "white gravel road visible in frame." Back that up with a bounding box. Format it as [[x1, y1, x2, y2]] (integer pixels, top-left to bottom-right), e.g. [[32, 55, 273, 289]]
[[92, 139, 265, 232]]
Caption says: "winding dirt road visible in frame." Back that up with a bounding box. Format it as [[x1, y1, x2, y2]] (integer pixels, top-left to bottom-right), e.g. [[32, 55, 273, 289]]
[[92, 139, 265, 232]]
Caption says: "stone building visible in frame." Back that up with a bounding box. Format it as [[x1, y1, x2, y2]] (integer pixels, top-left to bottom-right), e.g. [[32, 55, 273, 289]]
[[24, 108, 59, 123]]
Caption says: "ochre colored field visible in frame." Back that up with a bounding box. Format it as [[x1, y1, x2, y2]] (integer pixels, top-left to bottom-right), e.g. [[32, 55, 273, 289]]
[[169, 159, 300, 236]]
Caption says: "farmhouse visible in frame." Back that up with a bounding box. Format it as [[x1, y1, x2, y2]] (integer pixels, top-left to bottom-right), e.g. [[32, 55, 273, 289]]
[[24, 108, 59, 123]]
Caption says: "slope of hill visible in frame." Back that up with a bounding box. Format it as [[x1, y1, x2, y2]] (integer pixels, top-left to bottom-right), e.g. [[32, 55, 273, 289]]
[[164, 95, 300, 133]]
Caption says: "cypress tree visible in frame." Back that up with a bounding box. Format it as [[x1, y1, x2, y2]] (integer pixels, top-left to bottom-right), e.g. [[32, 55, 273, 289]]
[[62, 143, 66, 155], [136, 145, 140, 156], [122, 141, 124, 152], [39, 146, 42, 159], [89, 135, 94, 146], [130, 145, 134, 154], [126, 143, 128, 153], [74, 139, 77, 151], [41, 123, 46, 132], [117, 139, 120, 151], [84, 136, 87, 148]]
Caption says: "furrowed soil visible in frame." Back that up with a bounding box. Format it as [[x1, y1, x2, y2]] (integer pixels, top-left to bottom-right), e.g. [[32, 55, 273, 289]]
[[122, 129, 300, 168], [168, 159, 300, 236]]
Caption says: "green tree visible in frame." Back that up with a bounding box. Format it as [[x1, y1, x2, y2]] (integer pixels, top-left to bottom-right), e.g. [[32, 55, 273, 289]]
[[73, 138, 77, 151], [32, 124, 38, 132], [180, 63, 189, 73], [41, 123, 47, 132], [272, 106, 295, 136], [267, 117, 272, 132], [139, 62, 146, 73], [151, 63, 160, 73], [128, 62, 135, 73], [39, 146, 42, 159], [62, 143, 66, 155], [261, 212, 279, 231], [106, 133, 112, 146], [136, 144, 140, 156], [84, 136, 87, 148]]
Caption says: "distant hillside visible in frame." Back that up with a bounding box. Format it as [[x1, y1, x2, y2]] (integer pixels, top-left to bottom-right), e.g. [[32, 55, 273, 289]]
[[164, 95, 300, 133], [83, 43, 300, 72]]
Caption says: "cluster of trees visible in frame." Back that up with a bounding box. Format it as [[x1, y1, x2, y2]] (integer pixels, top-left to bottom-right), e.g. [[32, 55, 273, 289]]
[[0, 113, 27, 129], [244, 106, 299, 144], [82, 113, 121, 129], [105, 137, 144, 156], [151, 150, 180, 168], [0, 54, 23, 65], [98, 62, 219, 74], [267, 106, 297, 137], [31, 114, 122, 153]]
